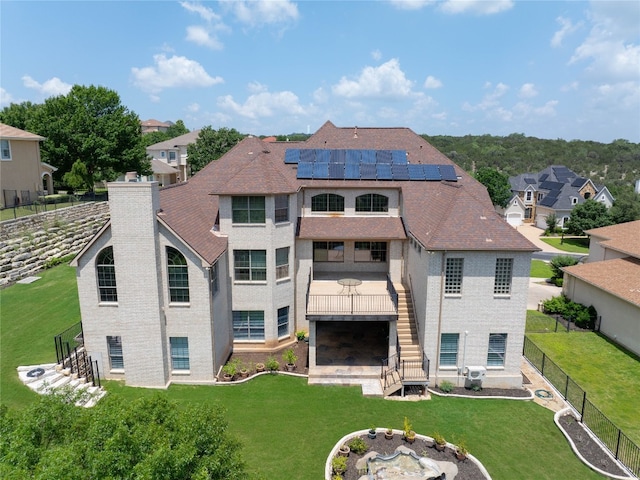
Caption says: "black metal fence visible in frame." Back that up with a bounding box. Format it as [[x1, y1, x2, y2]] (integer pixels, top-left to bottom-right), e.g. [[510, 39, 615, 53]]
[[54, 322, 101, 388], [524, 336, 639, 476], [1, 189, 107, 220]]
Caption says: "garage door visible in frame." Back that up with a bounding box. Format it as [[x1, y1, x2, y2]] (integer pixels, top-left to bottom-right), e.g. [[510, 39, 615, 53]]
[[506, 213, 522, 227]]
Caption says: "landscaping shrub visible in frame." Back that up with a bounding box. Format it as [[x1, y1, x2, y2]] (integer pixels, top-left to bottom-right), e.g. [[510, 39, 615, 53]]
[[348, 437, 368, 454], [439, 380, 454, 393], [542, 295, 596, 329], [550, 255, 578, 280]]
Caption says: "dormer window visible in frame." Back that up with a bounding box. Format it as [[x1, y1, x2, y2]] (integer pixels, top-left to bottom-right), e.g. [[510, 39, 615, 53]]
[[525, 191, 532, 202], [572, 198, 578, 205]]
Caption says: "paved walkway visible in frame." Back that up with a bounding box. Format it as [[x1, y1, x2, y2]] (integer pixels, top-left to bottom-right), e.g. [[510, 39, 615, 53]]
[[522, 358, 568, 412], [516, 224, 566, 253]]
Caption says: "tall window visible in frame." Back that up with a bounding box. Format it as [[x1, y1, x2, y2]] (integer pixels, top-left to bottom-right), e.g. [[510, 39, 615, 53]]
[[276, 247, 289, 279], [168, 151, 176, 162], [170, 337, 190, 370], [445, 258, 464, 294], [232, 196, 265, 223], [440, 333, 459, 367], [355, 193, 388, 212], [494, 258, 513, 295], [313, 242, 344, 262], [275, 195, 289, 223], [234, 250, 267, 281], [311, 193, 344, 212], [167, 247, 189, 303], [277, 306, 289, 337], [107, 336, 123, 369], [0, 140, 11, 160], [232, 311, 265, 340], [487, 333, 507, 367], [96, 247, 117, 302], [354, 242, 387, 262], [211, 261, 219, 294]]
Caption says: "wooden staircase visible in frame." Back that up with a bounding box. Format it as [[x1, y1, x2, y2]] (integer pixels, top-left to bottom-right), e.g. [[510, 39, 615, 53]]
[[396, 284, 421, 362]]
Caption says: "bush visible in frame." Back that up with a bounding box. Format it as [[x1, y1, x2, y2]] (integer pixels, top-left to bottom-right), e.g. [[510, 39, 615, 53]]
[[550, 255, 578, 280], [265, 356, 279, 372], [332, 456, 347, 474], [439, 380, 454, 393], [348, 437, 368, 454], [542, 295, 596, 329], [543, 295, 568, 315]]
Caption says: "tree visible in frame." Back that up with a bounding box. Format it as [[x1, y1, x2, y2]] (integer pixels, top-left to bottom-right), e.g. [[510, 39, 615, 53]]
[[564, 199, 612, 235], [187, 126, 246, 174], [474, 167, 512, 207], [545, 213, 558, 234], [609, 190, 640, 224], [550, 255, 578, 281], [29, 85, 150, 190], [166, 119, 189, 138], [0, 392, 246, 479], [0, 101, 40, 131]]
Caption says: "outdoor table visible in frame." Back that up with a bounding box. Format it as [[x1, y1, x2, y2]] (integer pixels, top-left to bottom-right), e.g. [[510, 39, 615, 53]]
[[337, 278, 362, 294]]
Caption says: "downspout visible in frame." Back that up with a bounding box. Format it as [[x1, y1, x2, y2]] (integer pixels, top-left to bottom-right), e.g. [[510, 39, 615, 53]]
[[207, 265, 217, 376], [434, 251, 446, 387]]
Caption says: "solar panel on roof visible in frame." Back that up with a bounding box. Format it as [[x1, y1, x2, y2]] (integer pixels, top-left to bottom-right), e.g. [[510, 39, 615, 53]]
[[312, 162, 329, 179], [360, 163, 377, 179], [299, 149, 315, 163], [392, 164, 409, 180], [284, 149, 300, 164], [345, 163, 360, 179], [539, 181, 564, 190], [345, 150, 361, 164], [539, 197, 558, 207], [328, 162, 345, 179], [440, 165, 458, 181], [297, 162, 313, 179], [376, 164, 393, 180], [361, 150, 377, 164], [423, 165, 441, 181], [330, 149, 346, 163], [571, 177, 586, 187], [524, 177, 536, 184], [538, 173, 549, 182], [376, 150, 393, 164], [315, 150, 330, 163], [392, 150, 408, 164], [407, 164, 425, 180]]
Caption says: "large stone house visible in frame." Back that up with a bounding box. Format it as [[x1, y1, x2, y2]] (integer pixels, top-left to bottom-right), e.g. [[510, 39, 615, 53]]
[[507, 166, 614, 228], [563, 220, 640, 356], [72, 122, 537, 392]]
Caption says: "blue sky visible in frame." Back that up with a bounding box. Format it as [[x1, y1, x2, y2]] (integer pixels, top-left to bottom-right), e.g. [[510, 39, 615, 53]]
[[2, 1, 639, 142]]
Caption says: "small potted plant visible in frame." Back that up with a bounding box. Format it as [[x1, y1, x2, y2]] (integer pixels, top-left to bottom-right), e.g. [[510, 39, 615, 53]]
[[455, 439, 468, 461], [403, 417, 416, 444], [221, 359, 238, 381], [338, 443, 350, 457], [238, 361, 249, 379], [432, 432, 446, 451], [265, 356, 279, 373], [332, 455, 348, 475], [368, 424, 377, 439], [385, 427, 394, 440], [295, 330, 306, 342], [282, 348, 297, 372], [255, 362, 265, 373]]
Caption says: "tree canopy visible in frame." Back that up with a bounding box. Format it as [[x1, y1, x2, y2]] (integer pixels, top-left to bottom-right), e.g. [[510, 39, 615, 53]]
[[0, 392, 246, 479], [564, 199, 612, 235], [141, 120, 190, 147], [609, 190, 640, 224], [473, 167, 512, 207], [187, 126, 246, 175]]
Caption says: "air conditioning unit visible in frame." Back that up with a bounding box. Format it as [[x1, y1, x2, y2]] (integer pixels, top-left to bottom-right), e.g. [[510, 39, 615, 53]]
[[465, 366, 486, 381]]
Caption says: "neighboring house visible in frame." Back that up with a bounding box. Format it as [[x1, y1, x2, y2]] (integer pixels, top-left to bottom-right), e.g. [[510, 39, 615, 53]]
[[140, 119, 171, 134], [500, 194, 527, 227], [0, 123, 55, 208], [509, 166, 614, 229], [145, 130, 200, 183], [122, 159, 180, 187], [71, 122, 537, 391], [562, 220, 640, 356]]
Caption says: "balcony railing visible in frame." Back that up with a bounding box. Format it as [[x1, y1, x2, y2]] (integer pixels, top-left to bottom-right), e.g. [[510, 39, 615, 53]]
[[307, 293, 397, 315]]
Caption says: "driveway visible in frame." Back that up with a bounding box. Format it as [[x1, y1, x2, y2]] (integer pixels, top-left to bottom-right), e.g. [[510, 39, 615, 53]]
[[516, 224, 565, 253]]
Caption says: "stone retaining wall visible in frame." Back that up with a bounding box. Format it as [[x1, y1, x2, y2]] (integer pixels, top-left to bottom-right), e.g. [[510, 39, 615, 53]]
[[0, 202, 109, 286]]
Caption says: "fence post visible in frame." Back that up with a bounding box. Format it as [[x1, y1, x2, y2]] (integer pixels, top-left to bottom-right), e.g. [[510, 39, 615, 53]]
[[580, 391, 586, 421], [541, 353, 546, 376], [564, 375, 569, 399], [615, 430, 621, 460]]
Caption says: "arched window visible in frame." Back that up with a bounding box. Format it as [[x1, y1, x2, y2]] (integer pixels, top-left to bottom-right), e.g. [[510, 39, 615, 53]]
[[96, 247, 117, 302], [167, 247, 190, 303], [355, 193, 388, 212], [311, 193, 344, 212]]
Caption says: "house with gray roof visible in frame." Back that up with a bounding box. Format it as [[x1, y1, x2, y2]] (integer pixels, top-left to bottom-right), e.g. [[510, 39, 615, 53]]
[[508, 165, 614, 229], [71, 122, 537, 393]]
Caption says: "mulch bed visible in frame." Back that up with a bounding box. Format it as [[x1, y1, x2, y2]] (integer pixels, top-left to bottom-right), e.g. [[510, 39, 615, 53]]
[[558, 415, 628, 477], [221, 339, 309, 380], [339, 433, 486, 480], [431, 386, 532, 398]]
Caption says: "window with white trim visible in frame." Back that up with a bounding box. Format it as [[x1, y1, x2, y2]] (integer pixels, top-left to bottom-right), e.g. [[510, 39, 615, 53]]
[[275, 195, 289, 223], [354, 241, 387, 262], [440, 333, 459, 367], [493, 258, 513, 295], [170, 337, 190, 370], [355, 193, 388, 212], [277, 306, 289, 337], [169, 151, 176, 162], [276, 247, 289, 279], [232, 196, 266, 223], [311, 193, 344, 212], [107, 336, 123, 369], [167, 247, 189, 303], [313, 242, 344, 262], [234, 250, 266, 281], [96, 247, 117, 302], [1, 140, 11, 160], [487, 333, 507, 367], [232, 311, 265, 340], [445, 258, 464, 294], [525, 191, 532, 202]]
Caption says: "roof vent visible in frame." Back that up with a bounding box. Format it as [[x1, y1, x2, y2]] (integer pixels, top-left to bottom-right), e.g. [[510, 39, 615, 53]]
[[485, 238, 493, 243], [353, 126, 358, 138]]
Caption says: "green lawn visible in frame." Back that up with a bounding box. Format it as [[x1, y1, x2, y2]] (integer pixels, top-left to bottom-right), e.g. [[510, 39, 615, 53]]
[[540, 236, 589, 254], [527, 332, 640, 444], [530, 260, 553, 278], [526, 310, 559, 332], [0, 264, 609, 479]]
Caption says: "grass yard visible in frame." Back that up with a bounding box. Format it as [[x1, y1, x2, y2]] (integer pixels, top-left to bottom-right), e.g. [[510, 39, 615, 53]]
[[540, 236, 589, 254], [527, 332, 640, 444], [530, 259, 552, 278], [526, 310, 559, 332]]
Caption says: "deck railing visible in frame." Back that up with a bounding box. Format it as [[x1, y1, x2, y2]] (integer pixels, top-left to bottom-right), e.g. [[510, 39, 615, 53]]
[[307, 293, 397, 315]]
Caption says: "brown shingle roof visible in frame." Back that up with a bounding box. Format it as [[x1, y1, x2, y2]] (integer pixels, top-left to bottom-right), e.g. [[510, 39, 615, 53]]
[[298, 217, 406, 240], [0, 123, 45, 141], [586, 220, 640, 259], [563, 257, 640, 307]]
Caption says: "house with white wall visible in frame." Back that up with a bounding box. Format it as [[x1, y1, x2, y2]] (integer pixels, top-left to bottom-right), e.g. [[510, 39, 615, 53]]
[[72, 122, 537, 392], [145, 130, 200, 183]]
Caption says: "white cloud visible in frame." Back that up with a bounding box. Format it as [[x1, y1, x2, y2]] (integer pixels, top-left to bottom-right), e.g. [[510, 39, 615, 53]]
[[131, 54, 223, 94], [187, 103, 200, 113], [371, 49, 382, 61], [223, 0, 299, 27], [247, 81, 268, 94], [551, 16, 582, 48], [186, 25, 224, 50], [181, 2, 229, 49], [218, 87, 307, 119], [438, 0, 513, 15], [180, 2, 221, 22], [22, 76, 72, 97], [561, 81, 580, 92], [592, 81, 640, 110], [519, 83, 538, 98], [332, 59, 415, 99], [432, 111, 447, 120], [463, 82, 509, 111], [534, 100, 559, 116], [388, 0, 435, 11], [0, 87, 15, 107], [424, 75, 442, 89], [312, 87, 329, 104]]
